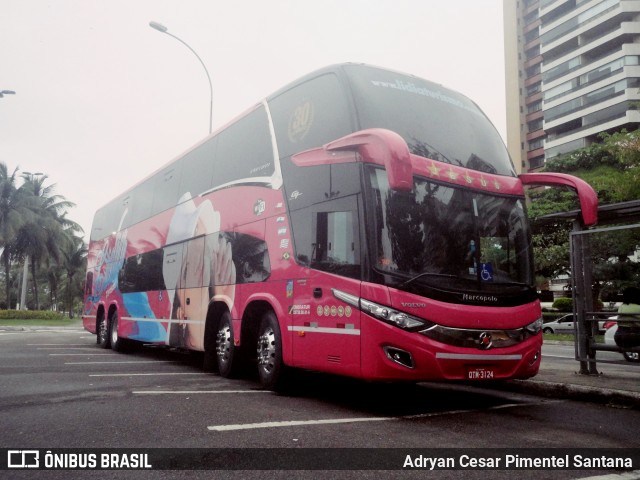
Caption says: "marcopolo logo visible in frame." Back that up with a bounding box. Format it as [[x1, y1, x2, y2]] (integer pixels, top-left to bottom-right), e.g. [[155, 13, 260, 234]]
[[462, 294, 498, 303]]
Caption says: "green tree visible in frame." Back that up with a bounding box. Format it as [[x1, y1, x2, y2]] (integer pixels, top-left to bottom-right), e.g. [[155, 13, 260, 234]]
[[14, 174, 82, 309], [0, 163, 35, 307], [528, 130, 640, 290], [60, 235, 87, 317]]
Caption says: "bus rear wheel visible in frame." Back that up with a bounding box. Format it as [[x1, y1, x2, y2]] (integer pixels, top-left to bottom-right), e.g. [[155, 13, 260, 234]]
[[109, 311, 126, 352], [216, 311, 240, 377], [257, 311, 288, 390], [97, 316, 110, 349]]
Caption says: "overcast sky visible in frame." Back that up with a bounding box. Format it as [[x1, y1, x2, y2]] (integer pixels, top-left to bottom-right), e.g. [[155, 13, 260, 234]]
[[0, 0, 506, 240]]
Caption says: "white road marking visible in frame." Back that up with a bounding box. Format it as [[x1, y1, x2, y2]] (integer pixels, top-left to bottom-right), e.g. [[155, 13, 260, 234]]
[[37, 347, 98, 350], [65, 361, 177, 365], [89, 372, 207, 377], [209, 417, 394, 432], [49, 353, 113, 356], [208, 400, 563, 432], [34, 329, 84, 333], [28, 343, 92, 346], [133, 390, 270, 395], [576, 472, 640, 480]]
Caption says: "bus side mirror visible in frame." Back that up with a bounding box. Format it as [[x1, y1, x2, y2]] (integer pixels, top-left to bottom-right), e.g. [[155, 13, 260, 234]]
[[519, 172, 598, 226], [292, 128, 413, 192]]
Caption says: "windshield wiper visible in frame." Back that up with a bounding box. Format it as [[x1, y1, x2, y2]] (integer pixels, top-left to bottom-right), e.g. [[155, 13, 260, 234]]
[[399, 272, 457, 289]]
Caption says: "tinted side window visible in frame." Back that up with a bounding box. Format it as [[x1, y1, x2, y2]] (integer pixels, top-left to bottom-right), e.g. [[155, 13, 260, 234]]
[[84, 271, 94, 296], [290, 195, 361, 279], [269, 73, 353, 159], [207, 232, 271, 284], [179, 137, 216, 198], [98, 195, 128, 236], [90, 207, 109, 241], [119, 249, 166, 293], [214, 106, 274, 187], [124, 181, 154, 229], [281, 161, 362, 212], [152, 161, 184, 216]]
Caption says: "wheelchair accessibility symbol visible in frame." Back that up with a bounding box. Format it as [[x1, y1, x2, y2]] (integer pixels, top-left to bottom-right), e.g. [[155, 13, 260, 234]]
[[480, 263, 493, 282]]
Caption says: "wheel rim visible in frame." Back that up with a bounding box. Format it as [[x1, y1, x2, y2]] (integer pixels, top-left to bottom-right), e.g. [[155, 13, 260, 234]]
[[98, 318, 108, 343], [110, 314, 118, 345], [624, 352, 639, 361], [216, 322, 232, 368], [257, 326, 277, 376]]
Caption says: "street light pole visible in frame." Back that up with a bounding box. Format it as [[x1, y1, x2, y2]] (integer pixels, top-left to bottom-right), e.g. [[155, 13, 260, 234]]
[[149, 21, 213, 135], [0, 90, 16, 99]]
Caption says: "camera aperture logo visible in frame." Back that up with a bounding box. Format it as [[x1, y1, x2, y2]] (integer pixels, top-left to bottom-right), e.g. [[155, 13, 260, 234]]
[[8, 450, 39, 468]]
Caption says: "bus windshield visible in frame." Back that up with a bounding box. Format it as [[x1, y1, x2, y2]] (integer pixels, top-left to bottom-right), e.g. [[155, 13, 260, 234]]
[[344, 65, 516, 177], [368, 168, 535, 300]]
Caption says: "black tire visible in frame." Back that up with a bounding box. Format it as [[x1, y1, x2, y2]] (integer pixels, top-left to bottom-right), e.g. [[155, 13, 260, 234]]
[[623, 351, 640, 363], [543, 327, 553, 334], [97, 315, 110, 349], [109, 311, 126, 352], [216, 311, 241, 377], [256, 311, 288, 390], [202, 350, 219, 373]]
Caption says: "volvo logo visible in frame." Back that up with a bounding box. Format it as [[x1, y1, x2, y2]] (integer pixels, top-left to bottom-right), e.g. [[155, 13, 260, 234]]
[[401, 302, 426, 309], [478, 332, 492, 350]]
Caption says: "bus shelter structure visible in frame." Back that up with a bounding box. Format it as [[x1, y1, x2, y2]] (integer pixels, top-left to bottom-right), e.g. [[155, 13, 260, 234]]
[[541, 200, 640, 375]]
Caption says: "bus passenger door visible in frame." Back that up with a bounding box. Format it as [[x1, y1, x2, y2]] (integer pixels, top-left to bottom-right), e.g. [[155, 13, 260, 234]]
[[289, 199, 362, 375]]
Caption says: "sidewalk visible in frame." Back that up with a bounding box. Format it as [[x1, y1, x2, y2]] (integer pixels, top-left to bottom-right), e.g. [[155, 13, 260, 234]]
[[489, 346, 640, 409]]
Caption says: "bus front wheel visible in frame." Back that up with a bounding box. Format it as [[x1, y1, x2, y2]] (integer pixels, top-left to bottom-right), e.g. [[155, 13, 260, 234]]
[[257, 311, 287, 390]]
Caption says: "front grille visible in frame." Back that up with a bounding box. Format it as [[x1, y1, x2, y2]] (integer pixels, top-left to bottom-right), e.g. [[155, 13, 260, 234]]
[[419, 324, 534, 350]]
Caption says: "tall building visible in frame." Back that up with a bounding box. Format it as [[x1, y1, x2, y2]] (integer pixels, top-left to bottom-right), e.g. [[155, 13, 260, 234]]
[[504, 0, 640, 173]]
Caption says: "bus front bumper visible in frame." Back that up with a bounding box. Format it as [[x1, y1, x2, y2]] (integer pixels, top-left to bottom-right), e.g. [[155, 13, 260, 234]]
[[360, 319, 542, 382]]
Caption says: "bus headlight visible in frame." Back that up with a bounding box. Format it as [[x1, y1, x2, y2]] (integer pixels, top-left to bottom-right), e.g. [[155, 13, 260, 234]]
[[332, 288, 432, 332], [525, 317, 543, 335]]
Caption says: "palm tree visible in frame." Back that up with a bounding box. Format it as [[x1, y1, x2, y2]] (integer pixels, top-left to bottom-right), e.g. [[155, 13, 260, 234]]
[[45, 263, 63, 310], [0, 163, 34, 307], [15, 174, 82, 309], [60, 235, 87, 317]]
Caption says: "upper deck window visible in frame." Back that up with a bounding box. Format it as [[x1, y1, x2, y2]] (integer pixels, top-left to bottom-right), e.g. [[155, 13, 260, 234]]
[[269, 73, 353, 160], [344, 65, 516, 177]]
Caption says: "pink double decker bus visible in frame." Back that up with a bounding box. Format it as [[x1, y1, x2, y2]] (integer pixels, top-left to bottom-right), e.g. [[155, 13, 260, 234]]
[[83, 64, 597, 389]]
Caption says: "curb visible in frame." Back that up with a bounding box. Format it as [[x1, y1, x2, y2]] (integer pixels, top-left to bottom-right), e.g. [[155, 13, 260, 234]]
[[0, 325, 84, 332], [488, 379, 640, 409]]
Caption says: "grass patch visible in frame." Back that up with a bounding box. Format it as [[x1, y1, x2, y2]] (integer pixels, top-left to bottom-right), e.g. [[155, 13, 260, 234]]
[[0, 318, 80, 327], [543, 333, 604, 343], [543, 333, 575, 342]]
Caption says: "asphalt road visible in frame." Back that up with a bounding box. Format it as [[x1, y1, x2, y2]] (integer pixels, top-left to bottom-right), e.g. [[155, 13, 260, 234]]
[[0, 328, 638, 480]]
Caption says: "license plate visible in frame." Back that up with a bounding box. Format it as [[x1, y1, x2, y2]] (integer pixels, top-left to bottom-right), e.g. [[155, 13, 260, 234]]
[[467, 367, 495, 380]]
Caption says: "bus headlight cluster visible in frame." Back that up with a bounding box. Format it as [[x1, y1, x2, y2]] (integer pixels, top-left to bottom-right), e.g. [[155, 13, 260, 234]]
[[525, 317, 543, 335], [332, 288, 432, 332], [360, 299, 428, 330]]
